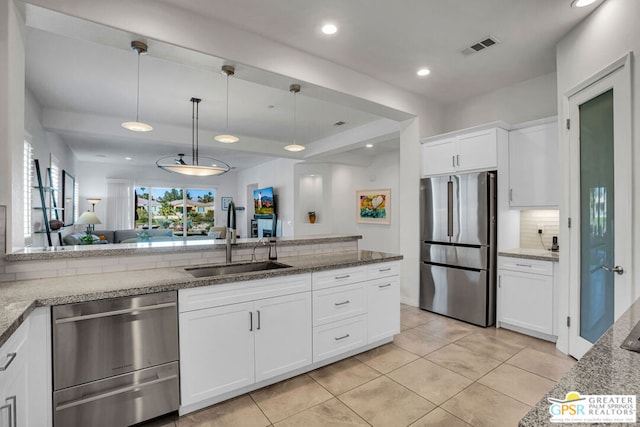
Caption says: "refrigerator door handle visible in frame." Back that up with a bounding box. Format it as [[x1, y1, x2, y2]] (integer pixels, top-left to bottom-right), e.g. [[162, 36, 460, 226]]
[[447, 180, 453, 237]]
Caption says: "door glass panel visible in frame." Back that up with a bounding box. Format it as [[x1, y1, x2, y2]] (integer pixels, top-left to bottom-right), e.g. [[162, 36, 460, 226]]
[[579, 89, 614, 344]]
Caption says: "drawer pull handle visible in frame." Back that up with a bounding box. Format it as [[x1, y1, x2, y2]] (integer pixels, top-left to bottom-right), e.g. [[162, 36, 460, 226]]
[[257, 310, 261, 330], [334, 334, 350, 341], [0, 353, 16, 372], [0, 396, 16, 427], [515, 264, 532, 268], [334, 300, 350, 306], [378, 267, 391, 272], [335, 274, 351, 280], [378, 283, 392, 288], [249, 311, 253, 331]]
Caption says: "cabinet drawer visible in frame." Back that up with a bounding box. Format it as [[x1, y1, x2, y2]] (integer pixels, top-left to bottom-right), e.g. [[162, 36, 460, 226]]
[[367, 262, 400, 280], [313, 315, 367, 363], [312, 266, 367, 291], [179, 273, 311, 312], [498, 257, 552, 276], [313, 283, 366, 326]]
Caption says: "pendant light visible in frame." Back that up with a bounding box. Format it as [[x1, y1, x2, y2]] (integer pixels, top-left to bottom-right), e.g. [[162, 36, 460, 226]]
[[121, 41, 153, 132], [215, 65, 239, 143], [284, 84, 305, 152], [156, 98, 230, 176]]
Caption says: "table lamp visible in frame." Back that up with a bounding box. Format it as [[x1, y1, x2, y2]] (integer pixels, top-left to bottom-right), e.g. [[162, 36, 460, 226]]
[[76, 211, 102, 235]]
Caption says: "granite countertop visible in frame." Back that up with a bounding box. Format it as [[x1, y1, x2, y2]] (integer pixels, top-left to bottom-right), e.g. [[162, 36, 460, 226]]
[[520, 298, 640, 426], [4, 234, 361, 261], [499, 248, 559, 262], [0, 250, 401, 348]]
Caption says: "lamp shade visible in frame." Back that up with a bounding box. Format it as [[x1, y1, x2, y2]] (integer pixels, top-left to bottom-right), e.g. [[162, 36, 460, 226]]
[[76, 211, 102, 225]]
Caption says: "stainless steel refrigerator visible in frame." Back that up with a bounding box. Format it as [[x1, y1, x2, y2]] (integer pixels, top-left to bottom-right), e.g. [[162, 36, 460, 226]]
[[419, 171, 497, 327]]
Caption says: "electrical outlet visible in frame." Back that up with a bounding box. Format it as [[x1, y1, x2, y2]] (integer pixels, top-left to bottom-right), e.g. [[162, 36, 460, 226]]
[[537, 223, 544, 234]]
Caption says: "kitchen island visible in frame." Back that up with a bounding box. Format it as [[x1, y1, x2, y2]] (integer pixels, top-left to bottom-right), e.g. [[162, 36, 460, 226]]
[[520, 297, 640, 426]]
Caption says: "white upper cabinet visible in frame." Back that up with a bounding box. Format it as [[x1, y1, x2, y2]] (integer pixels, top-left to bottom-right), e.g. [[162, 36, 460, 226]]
[[508, 120, 560, 208], [421, 127, 502, 176]]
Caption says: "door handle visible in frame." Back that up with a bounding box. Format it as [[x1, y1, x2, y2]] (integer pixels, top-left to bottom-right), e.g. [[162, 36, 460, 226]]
[[257, 310, 261, 330], [456, 154, 460, 166], [249, 311, 253, 331], [601, 265, 624, 275]]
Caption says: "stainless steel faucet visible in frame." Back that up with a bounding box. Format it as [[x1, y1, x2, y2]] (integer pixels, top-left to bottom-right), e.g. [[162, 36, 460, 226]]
[[225, 201, 236, 263], [251, 238, 269, 262]]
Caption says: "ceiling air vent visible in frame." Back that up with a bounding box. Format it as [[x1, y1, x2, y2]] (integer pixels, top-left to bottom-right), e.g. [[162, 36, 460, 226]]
[[460, 36, 499, 57], [334, 121, 346, 126]]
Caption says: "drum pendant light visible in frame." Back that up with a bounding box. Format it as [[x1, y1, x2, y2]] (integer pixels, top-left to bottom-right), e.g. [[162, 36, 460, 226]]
[[284, 84, 305, 152], [121, 41, 153, 132], [215, 65, 239, 143], [156, 98, 230, 176]]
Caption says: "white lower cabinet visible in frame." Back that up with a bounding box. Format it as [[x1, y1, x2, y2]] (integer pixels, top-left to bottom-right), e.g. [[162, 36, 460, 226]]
[[179, 274, 312, 408], [367, 276, 401, 343], [179, 262, 401, 412], [0, 307, 51, 427], [497, 257, 555, 339]]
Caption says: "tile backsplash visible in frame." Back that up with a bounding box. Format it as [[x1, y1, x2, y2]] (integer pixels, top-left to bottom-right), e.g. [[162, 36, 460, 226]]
[[520, 210, 560, 250]]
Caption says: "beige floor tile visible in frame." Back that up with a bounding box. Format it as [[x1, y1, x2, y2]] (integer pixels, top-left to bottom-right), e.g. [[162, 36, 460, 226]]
[[425, 343, 502, 380], [441, 383, 531, 427], [387, 358, 472, 405], [410, 407, 472, 427], [506, 347, 576, 381], [339, 376, 436, 427], [393, 328, 449, 356], [176, 395, 270, 427], [250, 375, 332, 423], [401, 308, 438, 328], [308, 357, 380, 395], [274, 398, 368, 427], [478, 364, 555, 406], [353, 343, 418, 374], [454, 332, 524, 361], [479, 327, 574, 359], [414, 317, 477, 342]]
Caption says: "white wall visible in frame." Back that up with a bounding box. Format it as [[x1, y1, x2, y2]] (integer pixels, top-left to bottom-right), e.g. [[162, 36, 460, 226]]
[[25, 89, 78, 246], [555, 0, 640, 352], [294, 163, 333, 236], [235, 158, 297, 238], [442, 72, 558, 132], [75, 161, 238, 231]]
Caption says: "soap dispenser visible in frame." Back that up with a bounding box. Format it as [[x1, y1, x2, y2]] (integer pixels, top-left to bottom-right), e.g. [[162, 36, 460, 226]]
[[269, 238, 278, 260]]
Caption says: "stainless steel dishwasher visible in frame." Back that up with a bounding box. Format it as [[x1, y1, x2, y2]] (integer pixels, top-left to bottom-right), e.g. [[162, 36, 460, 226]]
[[52, 292, 179, 427]]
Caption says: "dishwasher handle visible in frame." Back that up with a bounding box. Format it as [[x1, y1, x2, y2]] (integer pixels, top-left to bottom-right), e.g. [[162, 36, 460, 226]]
[[55, 302, 177, 324]]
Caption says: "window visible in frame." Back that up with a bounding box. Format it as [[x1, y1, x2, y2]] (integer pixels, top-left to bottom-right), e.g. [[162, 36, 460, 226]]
[[135, 186, 215, 235], [23, 141, 33, 242]]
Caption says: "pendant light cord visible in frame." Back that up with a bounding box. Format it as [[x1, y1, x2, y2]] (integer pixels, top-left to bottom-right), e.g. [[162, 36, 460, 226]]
[[225, 73, 230, 130], [293, 89, 297, 144], [136, 50, 141, 123]]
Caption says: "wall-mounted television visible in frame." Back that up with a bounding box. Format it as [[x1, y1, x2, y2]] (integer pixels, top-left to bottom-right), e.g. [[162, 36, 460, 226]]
[[253, 187, 275, 216]]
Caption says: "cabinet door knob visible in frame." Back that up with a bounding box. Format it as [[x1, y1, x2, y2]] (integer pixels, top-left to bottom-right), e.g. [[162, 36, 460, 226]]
[[601, 265, 624, 275]]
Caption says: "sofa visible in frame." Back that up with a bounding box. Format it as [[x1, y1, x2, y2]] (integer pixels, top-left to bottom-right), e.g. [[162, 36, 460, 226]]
[[63, 228, 226, 245]]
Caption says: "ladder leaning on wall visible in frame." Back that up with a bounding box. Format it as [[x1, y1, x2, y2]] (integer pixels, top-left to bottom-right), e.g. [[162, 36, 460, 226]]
[[33, 158, 63, 246]]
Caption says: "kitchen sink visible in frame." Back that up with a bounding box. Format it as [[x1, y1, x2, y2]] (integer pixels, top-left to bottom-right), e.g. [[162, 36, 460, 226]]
[[185, 261, 292, 278]]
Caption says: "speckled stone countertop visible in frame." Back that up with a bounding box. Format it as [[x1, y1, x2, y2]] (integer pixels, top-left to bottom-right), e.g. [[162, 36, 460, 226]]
[[520, 298, 640, 426], [0, 250, 401, 348], [4, 234, 361, 261], [499, 248, 559, 262]]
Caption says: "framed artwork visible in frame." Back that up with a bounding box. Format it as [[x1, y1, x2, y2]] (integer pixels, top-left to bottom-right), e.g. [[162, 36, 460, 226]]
[[221, 196, 233, 211], [356, 189, 390, 224]]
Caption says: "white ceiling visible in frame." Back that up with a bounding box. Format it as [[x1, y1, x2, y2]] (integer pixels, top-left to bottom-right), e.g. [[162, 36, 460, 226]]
[[24, 1, 600, 170], [157, 0, 600, 103]]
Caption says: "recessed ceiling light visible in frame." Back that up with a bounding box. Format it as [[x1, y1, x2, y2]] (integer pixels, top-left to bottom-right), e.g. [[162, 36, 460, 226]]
[[417, 68, 431, 77], [322, 23, 338, 35], [571, 0, 597, 6], [366, 144, 373, 148], [125, 157, 132, 160]]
